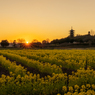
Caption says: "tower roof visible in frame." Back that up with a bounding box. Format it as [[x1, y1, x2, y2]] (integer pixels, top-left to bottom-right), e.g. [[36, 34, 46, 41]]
[[70, 26, 74, 31], [70, 27, 74, 37]]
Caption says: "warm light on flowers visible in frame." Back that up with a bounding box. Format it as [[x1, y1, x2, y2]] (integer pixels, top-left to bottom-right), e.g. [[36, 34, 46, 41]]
[[0, 49, 95, 94]]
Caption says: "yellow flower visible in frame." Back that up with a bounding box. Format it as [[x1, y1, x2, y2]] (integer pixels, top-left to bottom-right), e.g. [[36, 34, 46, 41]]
[[86, 84, 91, 89], [27, 71, 30, 75], [81, 85, 85, 90], [80, 89, 84, 92], [74, 85, 79, 90], [62, 86, 67, 92], [92, 84, 95, 90], [65, 92, 72, 95], [69, 86, 73, 93]]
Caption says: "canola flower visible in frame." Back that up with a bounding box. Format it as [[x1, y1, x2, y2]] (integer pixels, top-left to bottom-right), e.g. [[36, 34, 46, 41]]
[[0, 51, 62, 74], [0, 49, 95, 94], [5, 49, 87, 70]]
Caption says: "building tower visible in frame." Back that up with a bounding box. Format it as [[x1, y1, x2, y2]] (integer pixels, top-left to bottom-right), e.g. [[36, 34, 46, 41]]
[[70, 27, 74, 37], [88, 31, 90, 36]]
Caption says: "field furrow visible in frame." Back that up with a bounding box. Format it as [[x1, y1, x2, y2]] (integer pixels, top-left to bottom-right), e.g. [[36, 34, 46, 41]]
[[0, 63, 10, 77], [0, 51, 63, 75], [5, 50, 86, 70], [5, 56, 52, 77], [0, 49, 95, 95]]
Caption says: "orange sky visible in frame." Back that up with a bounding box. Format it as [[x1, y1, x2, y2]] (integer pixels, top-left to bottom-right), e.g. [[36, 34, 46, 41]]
[[0, 0, 95, 42]]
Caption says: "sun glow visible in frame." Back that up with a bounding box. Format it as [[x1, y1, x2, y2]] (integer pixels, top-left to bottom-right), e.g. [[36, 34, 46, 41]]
[[26, 41, 28, 44]]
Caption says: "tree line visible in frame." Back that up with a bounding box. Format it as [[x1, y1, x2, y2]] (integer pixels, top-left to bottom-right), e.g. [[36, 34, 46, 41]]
[[1, 35, 94, 48], [0, 38, 50, 48]]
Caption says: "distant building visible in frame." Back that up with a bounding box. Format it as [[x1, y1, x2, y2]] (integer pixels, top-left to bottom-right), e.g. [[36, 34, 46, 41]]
[[70, 27, 74, 38], [88, 31, 90, 36]]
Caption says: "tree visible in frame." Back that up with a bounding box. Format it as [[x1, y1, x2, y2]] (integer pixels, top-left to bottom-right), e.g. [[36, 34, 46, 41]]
[[32, 39, 38, 43], [42, 40, 47, 44], [1, 40, 9, 47], [42, 38, 50, 44], [31, 39, 42, 48], [46, 38, 50, 43], [50, 39, 59, 44], [17, 38, 25, 43], [13, 40, 16, 47], [17, 38, 25, 48]]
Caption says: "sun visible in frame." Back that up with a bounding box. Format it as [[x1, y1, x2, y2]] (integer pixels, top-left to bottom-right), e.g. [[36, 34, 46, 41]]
[[26, 41, 28, 44]]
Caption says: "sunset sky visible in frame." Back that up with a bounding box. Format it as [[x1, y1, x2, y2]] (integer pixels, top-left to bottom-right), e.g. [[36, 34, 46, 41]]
[[0, 0, 95, 42]]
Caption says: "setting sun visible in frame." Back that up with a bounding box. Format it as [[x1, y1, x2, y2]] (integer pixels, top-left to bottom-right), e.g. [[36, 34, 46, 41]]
[[26, 41, 28, 44]]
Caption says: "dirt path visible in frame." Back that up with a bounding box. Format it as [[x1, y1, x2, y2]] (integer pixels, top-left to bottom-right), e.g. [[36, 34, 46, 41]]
[[0, 64, 10, 77], [4, 56, 52, 78]]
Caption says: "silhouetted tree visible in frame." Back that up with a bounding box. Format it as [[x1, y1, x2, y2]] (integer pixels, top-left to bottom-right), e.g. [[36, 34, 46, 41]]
[[17, 38, 25, 43], [31, 39, 42, 48], [32, 39, 38, 43], [17, 38, 25, 48], [51, 39, 59, 44], [46, 38, 50, 44], [42, 39, 50, 45], [1, 40, 9, 47], [42, 40, 47, 44], [13, 40, 16, 47], [70, 39, 74, 43]]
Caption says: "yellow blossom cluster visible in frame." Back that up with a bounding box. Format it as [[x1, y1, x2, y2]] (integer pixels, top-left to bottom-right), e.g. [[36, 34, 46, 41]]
[[0, 49, 95, 94], [0, 72, 67, 95], [4, 49, 87, 70], [0, 55, 26, 77], [0, 50, 62, 74]]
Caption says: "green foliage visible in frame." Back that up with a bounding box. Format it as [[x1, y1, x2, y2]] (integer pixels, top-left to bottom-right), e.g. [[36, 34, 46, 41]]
[[0, 49, 95, 94]]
